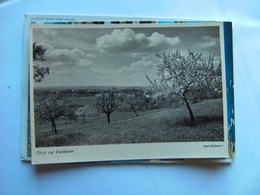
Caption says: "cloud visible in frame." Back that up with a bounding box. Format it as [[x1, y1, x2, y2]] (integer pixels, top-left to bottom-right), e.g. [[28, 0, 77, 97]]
[[33, 28, 58, 44], [86, 53, 96, 58], [147, 32, 180, 47], [96, 29, 180, 52], [75, 55, 158, 78], [118, 55, 158, 74], [76, 59, 93, 68], [88, 67, 114, 74], [44, 47, 94, 71], [38, 28, 58, 37], [46, 48, 85, 62], [200, 36, 219, 48], [51, 61, 64, 67]]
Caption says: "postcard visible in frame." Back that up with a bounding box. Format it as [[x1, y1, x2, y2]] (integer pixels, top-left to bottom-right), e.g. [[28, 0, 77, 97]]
[[22, 15, 234, 164]]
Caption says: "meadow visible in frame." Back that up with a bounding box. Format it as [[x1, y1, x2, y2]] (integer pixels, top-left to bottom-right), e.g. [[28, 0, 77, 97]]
[[35, 98, 224, 147]]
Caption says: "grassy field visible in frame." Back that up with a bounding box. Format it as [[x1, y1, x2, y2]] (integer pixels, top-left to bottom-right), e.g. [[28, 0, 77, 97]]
[[35, 98, 224, 147]]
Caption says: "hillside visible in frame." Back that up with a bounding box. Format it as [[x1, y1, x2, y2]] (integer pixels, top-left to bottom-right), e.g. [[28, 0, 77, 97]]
[[36, 98, 224, 147]]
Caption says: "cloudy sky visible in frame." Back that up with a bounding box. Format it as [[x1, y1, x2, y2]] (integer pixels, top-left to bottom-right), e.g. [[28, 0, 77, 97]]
[[32, 25, 221, 87]]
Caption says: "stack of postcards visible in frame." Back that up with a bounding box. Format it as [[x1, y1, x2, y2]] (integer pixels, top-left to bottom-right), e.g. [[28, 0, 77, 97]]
[[21, 15, 235, 165]]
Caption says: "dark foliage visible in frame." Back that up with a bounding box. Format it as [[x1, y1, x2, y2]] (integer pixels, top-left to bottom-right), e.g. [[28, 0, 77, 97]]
[[33, 43, 50, 82]]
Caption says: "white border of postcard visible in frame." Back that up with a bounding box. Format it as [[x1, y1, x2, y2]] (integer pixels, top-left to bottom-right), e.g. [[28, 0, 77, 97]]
[[30, 22, 229, 164]]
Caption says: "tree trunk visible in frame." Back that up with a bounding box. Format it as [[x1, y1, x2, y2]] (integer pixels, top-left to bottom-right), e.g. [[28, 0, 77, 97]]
[[183, 95, 195, 123], [131, 105, 139, 117], [96, 109, 99, 118], [51, 118, 57, 134], [107, 113, 111, 124], [74, 116, 77, 123]]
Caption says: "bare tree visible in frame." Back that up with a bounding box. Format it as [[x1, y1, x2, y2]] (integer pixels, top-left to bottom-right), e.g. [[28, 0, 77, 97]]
[[33, 43, 49, 82], [96, 90, 121, 124], [146, 49, 221, 123]]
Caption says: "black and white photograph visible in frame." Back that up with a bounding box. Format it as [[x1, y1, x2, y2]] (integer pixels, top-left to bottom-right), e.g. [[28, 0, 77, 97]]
[[31, 23, 226, 151]]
